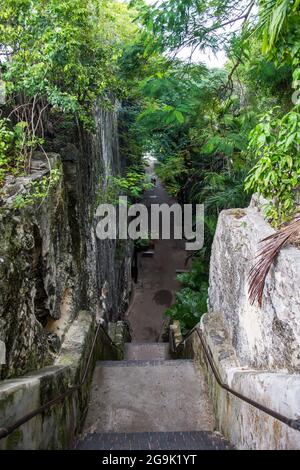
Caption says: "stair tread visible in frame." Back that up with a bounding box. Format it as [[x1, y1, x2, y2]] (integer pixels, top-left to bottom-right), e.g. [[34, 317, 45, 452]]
[[124, 342, 171, 361], [83, 359, 215, 434], [76, 431, 232, 450], [96, 359, 191, 367], [126, 342, 168, 345]]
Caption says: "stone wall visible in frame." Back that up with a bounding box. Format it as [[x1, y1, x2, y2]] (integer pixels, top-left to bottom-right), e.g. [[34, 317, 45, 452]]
[[0, 102, 132, 380], [188, 196, 300, 449], [0, 311, 122, 450], [185, 313, 300, 449], [208, 196, 300, 372]]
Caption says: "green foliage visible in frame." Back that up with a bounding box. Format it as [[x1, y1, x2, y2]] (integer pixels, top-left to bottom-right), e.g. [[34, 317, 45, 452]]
[[12, 168, 61, 209], [0, 118, 36, 185], [97, 166, 152, 205], [139, 0, 300, 224], [135, 234, 151, 250], [0, 0, 140, 186], [0, 0, 137, 123], [130, 0, 299, 330], [134, 0, 300, 332], [0, 119, 15, 185], [166, 286, 208, 334], [139, 0, 254, 54], [113, 168, 153, 200], [245, 106, 300, 225], [155, 155, 188, 196], [166, 257, 209, 334], [242, 0, 300, 226], [257, 0, 300, 68]]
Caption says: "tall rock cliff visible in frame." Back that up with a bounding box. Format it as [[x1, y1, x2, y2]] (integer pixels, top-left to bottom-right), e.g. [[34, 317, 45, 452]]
[[0, 102, 132, 379], [203, 195, 300, 449]]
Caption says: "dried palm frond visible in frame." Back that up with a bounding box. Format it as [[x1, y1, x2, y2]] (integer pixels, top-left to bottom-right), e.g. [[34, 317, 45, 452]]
[[248, 214, 300, 306]]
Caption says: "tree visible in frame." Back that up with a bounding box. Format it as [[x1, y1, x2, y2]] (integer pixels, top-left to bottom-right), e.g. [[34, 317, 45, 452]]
[[0, 0, 138, 184]]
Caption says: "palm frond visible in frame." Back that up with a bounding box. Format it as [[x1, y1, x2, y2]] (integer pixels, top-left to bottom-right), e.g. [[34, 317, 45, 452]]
[[248, 214, 300, 306], [257, 0, 294, 53]]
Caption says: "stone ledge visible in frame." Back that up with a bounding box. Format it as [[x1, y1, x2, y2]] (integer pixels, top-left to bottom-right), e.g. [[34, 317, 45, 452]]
[[55, 310, 93, 373], [1, 152, 60, 207], [193, 312, 300, 449], [0, 311, 119, 449]]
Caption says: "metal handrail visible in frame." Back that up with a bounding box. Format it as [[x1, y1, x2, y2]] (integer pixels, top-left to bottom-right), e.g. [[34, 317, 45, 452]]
[[174, 326, 300, 432], [1, 321, 299, 441], [171, 324, 198, 352], [0, 322, 122, 441]]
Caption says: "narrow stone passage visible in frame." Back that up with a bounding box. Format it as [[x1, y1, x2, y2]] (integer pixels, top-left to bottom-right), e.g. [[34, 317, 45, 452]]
[[77, 160, 232, 450], [126, 158, 188, 341]]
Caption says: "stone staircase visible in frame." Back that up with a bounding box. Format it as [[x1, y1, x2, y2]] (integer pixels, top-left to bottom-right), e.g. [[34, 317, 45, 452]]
[[76, 343, 231, 450]]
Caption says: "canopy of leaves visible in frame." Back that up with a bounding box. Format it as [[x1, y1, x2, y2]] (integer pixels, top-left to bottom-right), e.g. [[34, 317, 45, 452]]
[[0, 0, 141, 186], [139, 0, 256, 54], [130, 0, 300, 326], [0, 0, 137, 122]]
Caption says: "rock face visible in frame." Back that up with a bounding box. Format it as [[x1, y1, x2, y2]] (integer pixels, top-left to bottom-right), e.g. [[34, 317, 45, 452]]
[[0, 311, 123, 450], [208, 196, 300, 372], [0, 103, 132, 380], [182, 313, 300, 450], [198, 196, 300, 449]]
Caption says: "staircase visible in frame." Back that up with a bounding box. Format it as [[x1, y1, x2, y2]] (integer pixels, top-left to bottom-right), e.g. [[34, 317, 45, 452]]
[[76, 343, 231, 450]]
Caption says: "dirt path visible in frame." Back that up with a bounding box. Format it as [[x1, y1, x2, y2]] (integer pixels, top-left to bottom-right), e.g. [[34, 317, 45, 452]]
[[126, 158, 189, 341]]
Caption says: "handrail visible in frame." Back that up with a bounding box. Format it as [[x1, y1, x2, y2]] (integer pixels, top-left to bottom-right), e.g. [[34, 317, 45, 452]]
[[2, 321, 299, 441], [171, 324, 198, 352], [174, 326, 300, 432], [0, 322, 122, 441]]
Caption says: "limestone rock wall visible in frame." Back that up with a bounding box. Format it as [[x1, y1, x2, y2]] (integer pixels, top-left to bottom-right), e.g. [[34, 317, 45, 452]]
[[198, 196, 300, 448], [208, 196, 300, 372], [182, 313, 300, 450], [0, 103, 132, 380]]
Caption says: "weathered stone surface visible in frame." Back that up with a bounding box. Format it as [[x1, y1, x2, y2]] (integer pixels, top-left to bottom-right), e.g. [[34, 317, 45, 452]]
[[0, 103, 132, 380], [186, 313, 300, 450], [81, 359, 215, 435], [208, 196, 300, 371], [0, 312, 121, 450], [184, 195, 300, 449], [174, 196, 300, 448], [108, 321, 131, 358], [124, 342, 170, 361], [76, 431, 233, 450]]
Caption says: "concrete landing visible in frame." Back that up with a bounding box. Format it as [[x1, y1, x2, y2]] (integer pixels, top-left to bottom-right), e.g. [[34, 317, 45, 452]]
[[124, 342, 170, 361], [82, 360, 215, 435], [77, 431, 232, 450]]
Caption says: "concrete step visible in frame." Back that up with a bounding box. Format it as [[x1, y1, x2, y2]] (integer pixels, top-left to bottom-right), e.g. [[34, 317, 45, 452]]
[[124, 342, 170, 361], [82, 359, 215, 434], [76, 431, 232, 450]]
